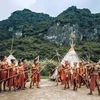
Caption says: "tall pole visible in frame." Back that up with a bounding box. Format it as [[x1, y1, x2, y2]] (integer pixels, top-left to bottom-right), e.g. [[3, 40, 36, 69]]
[[70, 33, 75, 45], [10, 36, 14, 55], [72, 38, 73, 45]]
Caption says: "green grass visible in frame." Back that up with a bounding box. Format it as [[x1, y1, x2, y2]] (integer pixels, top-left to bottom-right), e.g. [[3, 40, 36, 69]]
[[41, 76, 49, 79]]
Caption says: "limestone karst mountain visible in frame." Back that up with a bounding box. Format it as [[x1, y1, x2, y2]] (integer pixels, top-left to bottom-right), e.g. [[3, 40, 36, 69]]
[[0, 6, 100, 61]]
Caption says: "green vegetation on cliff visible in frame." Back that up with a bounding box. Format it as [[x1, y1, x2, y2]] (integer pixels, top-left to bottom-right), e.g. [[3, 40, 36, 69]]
[[0, 6, 100, 61]]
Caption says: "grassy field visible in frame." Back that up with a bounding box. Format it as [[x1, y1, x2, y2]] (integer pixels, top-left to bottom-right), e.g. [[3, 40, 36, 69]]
[[41, 76, 49, 79]]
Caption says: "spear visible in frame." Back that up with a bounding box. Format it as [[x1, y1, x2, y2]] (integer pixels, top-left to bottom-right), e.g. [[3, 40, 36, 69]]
[[0, 70, 28, 83]]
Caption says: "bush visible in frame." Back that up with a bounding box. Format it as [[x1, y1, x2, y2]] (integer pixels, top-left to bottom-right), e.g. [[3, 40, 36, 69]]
[[41, 63, 56, 76]]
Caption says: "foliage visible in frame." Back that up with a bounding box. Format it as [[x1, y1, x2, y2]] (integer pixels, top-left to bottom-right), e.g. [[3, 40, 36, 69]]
[[41, 63, 56, 76], [0, 6, 100, 62]]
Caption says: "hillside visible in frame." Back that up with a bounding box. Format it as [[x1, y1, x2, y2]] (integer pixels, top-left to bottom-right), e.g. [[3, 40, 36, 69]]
[[45, 6, 100, 45], [0, 9, 54, 40], [0, 6, 100, 61]]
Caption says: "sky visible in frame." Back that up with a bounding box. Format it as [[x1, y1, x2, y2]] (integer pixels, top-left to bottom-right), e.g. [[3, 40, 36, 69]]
[[0, 0, 100, 21]]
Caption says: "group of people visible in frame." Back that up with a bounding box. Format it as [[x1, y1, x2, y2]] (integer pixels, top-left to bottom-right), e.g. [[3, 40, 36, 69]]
[[0, 56, 40, 92], [55, 60, 100, 96], [0, 55, 100, 96]]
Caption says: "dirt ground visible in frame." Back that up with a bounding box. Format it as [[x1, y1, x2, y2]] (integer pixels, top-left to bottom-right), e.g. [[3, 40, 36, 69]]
[[0, 79, 100, 100]]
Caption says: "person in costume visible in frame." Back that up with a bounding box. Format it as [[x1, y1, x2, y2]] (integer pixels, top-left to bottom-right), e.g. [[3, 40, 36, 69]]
[[0, 56, 9, 92], [7, 59, 18, 92], [88, 65, 99, 95], [22, 58, 29, 88], [63, 61, 71, 90], [55, 65, 62, 86], [17, 61, 25, 90], [72, 62, 78, 91], [30, 59, 40, 88]]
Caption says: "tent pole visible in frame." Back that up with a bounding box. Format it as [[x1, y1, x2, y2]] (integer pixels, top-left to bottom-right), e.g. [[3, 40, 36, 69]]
[[10, 36, 14, 55]]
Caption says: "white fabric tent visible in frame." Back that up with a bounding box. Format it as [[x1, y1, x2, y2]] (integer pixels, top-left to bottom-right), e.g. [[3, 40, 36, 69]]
[[7, 54, 18, 66], [50, 44, 81, 80], [49, 67, 58, 80], [61, 44, 81, 67]]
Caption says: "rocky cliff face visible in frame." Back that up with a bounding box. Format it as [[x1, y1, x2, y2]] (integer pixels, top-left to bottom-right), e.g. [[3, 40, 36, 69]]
[[45, 23, 80, 45], [45, 22, 100, 45], [44, 6, 100, 45]]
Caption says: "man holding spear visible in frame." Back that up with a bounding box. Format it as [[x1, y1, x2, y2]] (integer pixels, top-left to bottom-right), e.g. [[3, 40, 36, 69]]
[[30, 56, 41, 89], [0, 56, 9, 92]]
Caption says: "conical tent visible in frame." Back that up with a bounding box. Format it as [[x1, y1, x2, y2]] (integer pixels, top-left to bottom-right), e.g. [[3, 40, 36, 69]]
[[49, 67, 58, 80], [50, 33, 81, 80], [50, 44, 81, 80], [61, 44, 81, 67], [7, 54, 18, 66]]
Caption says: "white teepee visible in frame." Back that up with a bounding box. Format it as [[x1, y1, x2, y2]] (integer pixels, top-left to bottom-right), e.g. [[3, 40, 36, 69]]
[[49, 67, 58, 80], [61, 44, 81, 67], [7, 54, 18, 66], [50, 33, 81, 80]]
